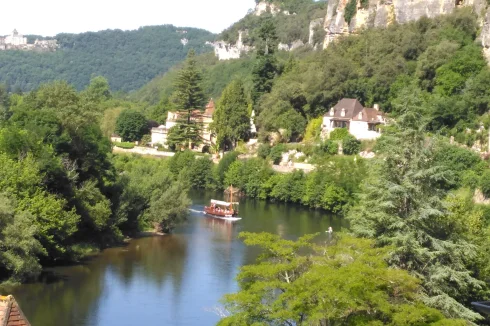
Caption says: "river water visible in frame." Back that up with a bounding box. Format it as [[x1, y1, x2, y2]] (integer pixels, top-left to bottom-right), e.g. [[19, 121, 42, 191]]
[[5, 191, 344, 326]]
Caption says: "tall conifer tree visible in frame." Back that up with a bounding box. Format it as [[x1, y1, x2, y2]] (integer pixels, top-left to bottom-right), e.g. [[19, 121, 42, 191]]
[[170, 49, 206, 149], [347, 88, 485, 322], [212, 80, 250, 149]]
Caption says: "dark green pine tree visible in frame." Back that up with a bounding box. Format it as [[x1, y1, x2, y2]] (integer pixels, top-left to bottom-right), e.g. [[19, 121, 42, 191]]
[[251, 18, 279, 106], [171, 49, 206, 149], [347, 87, 485, 322], [212, 80, 250, 150]]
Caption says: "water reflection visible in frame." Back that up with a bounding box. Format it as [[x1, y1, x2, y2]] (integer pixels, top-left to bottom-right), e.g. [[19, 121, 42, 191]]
[[6, 191, 345, 326]]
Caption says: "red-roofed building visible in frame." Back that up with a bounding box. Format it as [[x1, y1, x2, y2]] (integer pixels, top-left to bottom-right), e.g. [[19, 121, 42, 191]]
[[0, 295, 31, 326], [322, 98, 386, 140]]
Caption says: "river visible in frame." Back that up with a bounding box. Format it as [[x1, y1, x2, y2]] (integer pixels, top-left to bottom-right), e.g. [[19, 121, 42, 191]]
[[5, 190, 345, 326]]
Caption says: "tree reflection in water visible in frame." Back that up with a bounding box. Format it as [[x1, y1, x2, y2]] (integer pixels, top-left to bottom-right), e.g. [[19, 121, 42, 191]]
[[5, 191, 345, 326]]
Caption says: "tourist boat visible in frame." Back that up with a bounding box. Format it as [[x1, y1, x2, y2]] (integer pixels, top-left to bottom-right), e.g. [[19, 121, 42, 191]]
[[204, 186, 240, 221]]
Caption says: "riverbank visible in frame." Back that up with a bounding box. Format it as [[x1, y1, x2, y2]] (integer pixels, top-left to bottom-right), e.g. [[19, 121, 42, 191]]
[[7, 191, 342, 326]]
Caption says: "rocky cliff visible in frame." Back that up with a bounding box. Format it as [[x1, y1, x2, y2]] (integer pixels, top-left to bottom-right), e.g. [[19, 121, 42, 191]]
[[210, 1, 306, 60], [316, 0, 490, 54]]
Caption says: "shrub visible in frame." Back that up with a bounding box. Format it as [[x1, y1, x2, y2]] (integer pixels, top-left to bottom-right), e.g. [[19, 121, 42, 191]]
[[461, 170, 480, 189], [269, 144, 286, 165], [215, 151, 240, 188], [114, 142, 135, 149], [304, 117, 323, 143], [329, 128, 349, 141], [320, 140, 339, 155], [342, 135, 361, 155], [187, 158, 214, 189], [258, 143, 271, 159], [480, 170, 490, 197], [140, 134, 151, 146], [168, 150, 195, 176]]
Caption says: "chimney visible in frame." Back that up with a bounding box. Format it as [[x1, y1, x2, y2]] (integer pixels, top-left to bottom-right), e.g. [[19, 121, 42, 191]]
[[374, 104, 379, 111]]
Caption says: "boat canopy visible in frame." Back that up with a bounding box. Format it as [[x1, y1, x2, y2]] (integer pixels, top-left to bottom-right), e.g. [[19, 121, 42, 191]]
[[211, 199, 239, 206]]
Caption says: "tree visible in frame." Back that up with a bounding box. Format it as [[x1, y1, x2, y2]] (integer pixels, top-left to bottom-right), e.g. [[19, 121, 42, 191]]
[[251, 19, 279, 105], [0, 194, 45, 283], [147, 96, 174, 125], [115, 109, 148, 142], [83, 76, 111, 103], [341, 134, 361, 155], [219, 232, 465, 325], [171, 49, 206, 148], [146, 181, 190, 233], [347, 97, 486, 321], [212, 80, 250, 149]]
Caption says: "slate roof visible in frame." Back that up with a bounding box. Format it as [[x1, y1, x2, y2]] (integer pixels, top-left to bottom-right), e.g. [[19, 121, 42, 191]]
[[324, 98, 384, 123], [0, 295, 30, 326]]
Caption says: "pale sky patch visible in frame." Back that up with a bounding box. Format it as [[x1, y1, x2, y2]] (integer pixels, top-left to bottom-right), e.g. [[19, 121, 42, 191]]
[[1, 0, 256, 36]]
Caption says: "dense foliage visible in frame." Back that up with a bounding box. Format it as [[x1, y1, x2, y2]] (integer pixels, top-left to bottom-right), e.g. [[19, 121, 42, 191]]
[[0, 80, 190, 284], [222, 0, 327, 46], [115, 109, 149, 142], [139, 8, 490, 145], [219, 232, 466, 325], [167, 149, 366, 214], [256, 8, 490, 142], [212, 80, 251, 150], [348, 101, 490, 321], [0, 26, 214, 92]]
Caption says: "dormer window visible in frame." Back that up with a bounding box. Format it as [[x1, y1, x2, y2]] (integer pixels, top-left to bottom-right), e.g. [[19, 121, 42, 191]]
[[329, 107, 334, 116], [341, 108, 345, 117], [358, 112, 363, 120]]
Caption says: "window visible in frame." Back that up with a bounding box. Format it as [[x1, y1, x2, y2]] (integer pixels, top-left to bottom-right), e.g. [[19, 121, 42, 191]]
[[368, 123, 378, 131], [334, 121, 349, 128]]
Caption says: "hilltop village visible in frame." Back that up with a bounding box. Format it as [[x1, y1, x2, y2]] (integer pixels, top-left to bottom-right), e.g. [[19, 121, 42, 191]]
[[0, 29, 58, 51]]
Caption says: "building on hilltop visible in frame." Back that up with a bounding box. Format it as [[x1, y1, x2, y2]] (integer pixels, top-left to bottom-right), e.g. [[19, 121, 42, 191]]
[[322, 98, 386, 140], [0, 295, 31, 326], [0, 29, 58, 52], [5, 29, 27, 46]]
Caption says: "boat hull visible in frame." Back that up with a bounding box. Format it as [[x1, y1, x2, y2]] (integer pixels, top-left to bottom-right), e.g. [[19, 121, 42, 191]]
[[204, 207, 240, 220], [204, 212, 242, 221]]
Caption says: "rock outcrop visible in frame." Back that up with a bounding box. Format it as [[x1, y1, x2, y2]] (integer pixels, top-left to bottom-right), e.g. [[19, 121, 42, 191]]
[[207, 30, 253, 60], [318, 0, 490, 57], [255, 1, 282, 16]]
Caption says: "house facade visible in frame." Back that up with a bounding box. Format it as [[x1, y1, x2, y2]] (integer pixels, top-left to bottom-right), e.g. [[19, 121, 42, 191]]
[[151, 99, 216, 148], [322, 98, 385, 140]]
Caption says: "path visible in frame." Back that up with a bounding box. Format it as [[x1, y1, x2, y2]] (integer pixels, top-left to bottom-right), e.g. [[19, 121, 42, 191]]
[[113, 146, 175, 157]]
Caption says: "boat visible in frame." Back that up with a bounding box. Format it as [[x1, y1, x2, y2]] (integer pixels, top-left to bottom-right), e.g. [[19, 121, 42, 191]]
[[204, 186, 240, 220]]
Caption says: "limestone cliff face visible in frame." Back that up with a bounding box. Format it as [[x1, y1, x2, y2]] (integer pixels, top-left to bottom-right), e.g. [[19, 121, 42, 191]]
[[315, 0, 490, 57], [207, 30, 252, 61]]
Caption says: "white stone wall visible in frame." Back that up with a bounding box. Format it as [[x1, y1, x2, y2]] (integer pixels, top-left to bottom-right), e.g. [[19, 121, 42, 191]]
[[349, 121, 381, 140], [5, 34, 27, 46], [151, 128, 168, 146]]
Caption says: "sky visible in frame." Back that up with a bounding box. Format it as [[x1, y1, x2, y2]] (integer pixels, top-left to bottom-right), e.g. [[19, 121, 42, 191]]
[[1, 0, 256, 36]]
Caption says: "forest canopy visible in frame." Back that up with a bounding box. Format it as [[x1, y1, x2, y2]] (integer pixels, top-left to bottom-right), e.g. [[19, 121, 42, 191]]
[[0, 25, 215, 93]]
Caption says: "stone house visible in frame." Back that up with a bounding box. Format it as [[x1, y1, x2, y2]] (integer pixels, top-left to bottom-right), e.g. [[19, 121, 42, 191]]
[[322, 98, 385, 140], [151, 99, 216, 148]]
